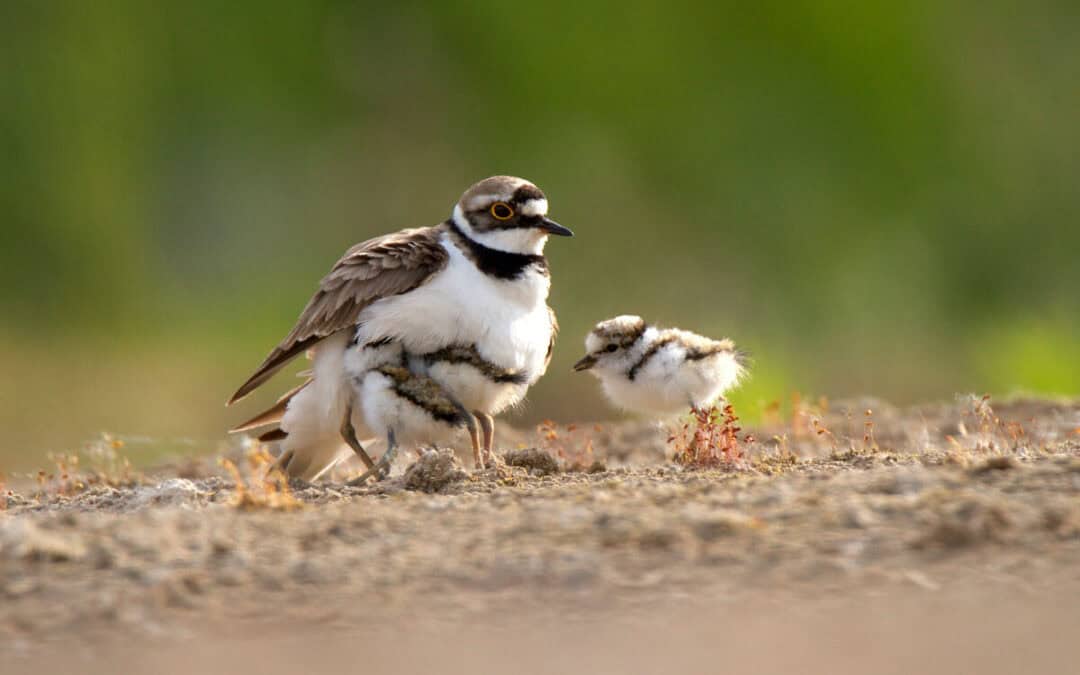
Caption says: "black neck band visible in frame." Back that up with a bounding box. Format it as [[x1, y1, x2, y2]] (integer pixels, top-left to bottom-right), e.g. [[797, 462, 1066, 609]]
[[448, 222, 548, 280]]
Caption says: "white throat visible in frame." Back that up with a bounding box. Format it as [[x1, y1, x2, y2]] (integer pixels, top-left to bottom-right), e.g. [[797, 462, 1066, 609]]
[[452, 204, 549, 256]]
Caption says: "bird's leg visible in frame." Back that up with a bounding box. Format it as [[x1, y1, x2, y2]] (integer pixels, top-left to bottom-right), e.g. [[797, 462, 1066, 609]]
[[466, 416, 483, 468], [267, 449, 295, 479], [346, 429, 398, 486], [440, 392, 483, 471], [455, 406, 481, 468], [475, 412, 496, 465], [380, 428, 399, 477], [340, 402, 377, 471]]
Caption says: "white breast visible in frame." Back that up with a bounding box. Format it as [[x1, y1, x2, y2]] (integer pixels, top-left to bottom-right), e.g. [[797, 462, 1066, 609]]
[[600, 344, 742, 418], [354, 234, 554, 413], [359, 371, 466, 449], [421, 360, 528, 415]]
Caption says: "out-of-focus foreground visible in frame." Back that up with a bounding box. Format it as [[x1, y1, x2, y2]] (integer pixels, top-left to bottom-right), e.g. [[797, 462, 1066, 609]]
[[3, 4, 1079, 467], [1, 397, 1078, 670]]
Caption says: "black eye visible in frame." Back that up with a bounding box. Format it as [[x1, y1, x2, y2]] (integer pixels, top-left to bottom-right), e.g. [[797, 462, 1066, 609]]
[[490, 202, 514, 220], [604, 344, 618, 353]]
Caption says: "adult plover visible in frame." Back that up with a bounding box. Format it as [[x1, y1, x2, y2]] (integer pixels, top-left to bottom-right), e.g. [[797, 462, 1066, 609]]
[[573, 315, 747, 417], [228, 176, 571, 479]]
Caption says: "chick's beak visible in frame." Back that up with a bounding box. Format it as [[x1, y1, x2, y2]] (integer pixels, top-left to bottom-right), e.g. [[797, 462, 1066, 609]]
[[539, 217, 573, 237], [573, 354, 597, 372]]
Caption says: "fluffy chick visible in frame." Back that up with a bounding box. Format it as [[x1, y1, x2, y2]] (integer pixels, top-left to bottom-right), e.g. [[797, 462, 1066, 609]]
[[574, 315, 747, 417]]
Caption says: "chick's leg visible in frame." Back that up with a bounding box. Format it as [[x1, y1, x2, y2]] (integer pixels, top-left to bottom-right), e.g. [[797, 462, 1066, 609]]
[[475, 412, 496, 465], [347, 428, 398, 486], [341, 402, 377, 471]]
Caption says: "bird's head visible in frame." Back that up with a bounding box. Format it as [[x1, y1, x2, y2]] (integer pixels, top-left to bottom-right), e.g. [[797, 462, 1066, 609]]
[[452, 176, 573, 254], [574, 315, 649, 374]]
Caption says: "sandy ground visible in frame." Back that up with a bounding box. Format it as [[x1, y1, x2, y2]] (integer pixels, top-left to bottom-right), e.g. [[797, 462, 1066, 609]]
[[2, 396, 1079, 673]]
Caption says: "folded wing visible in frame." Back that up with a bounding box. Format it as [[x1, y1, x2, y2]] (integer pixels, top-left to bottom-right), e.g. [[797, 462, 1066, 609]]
[[227, 226, 449, 404]]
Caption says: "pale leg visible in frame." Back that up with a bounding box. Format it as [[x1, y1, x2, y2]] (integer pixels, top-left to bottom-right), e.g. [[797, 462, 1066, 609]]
[[467, 415, 484, 470], [475, 412, 496, 465]]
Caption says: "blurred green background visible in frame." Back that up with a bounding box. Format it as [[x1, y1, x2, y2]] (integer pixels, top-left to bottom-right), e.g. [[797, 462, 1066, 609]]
[[3, 1, 1078, 470]]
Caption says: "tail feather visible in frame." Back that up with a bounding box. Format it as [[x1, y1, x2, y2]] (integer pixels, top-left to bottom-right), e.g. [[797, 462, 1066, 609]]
[[258, 428, 288, 442], [274, 332, 368, 481], [230, 379, 313, 433], [234, 331, 385, 482]]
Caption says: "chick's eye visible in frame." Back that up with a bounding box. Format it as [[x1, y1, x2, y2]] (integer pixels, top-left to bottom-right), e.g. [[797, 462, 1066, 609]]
[[490, 202, 514, 220], [604, 344, 618, 353]]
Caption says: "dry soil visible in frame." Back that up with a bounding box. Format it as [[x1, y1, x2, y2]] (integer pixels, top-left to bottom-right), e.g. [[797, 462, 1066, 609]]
[[2, 396, 1079, 673]]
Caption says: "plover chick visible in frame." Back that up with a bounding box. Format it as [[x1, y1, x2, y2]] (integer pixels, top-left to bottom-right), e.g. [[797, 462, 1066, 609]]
[[405, 305, 557, 468], [228, 176, 571, 480], [342, 339, 478, 485], [573, 315, 747, 417]]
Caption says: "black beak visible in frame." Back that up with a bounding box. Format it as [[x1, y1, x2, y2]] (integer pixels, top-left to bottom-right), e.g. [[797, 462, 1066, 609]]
[[573, 354, 597, 372], [539, 217, 573, 237]]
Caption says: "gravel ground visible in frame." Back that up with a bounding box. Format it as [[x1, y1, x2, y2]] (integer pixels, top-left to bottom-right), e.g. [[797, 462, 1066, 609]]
[[2, 396, 1079, 672]]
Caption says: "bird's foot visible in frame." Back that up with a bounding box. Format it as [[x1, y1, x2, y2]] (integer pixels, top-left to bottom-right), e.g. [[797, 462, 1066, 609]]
[[345, 459, 390, 487], [482, 448, 503, 469], [345, 441, 399, 486]]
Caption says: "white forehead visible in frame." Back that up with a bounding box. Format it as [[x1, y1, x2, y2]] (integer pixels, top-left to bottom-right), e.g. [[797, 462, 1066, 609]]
[[519, 198, 548, 217]]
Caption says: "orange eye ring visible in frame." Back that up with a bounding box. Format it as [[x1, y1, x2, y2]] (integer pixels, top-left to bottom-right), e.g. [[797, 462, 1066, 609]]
[[490, 202, 514, 220]]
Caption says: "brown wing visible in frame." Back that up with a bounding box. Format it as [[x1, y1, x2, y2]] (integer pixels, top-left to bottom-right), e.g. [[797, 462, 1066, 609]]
[[544, 305, 559, 369], [227, 226, 449, 404]]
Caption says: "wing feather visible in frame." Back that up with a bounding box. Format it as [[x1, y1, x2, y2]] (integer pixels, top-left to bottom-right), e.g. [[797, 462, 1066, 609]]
[[544, 305, 558, 370], [227, 226, 448, 404]]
